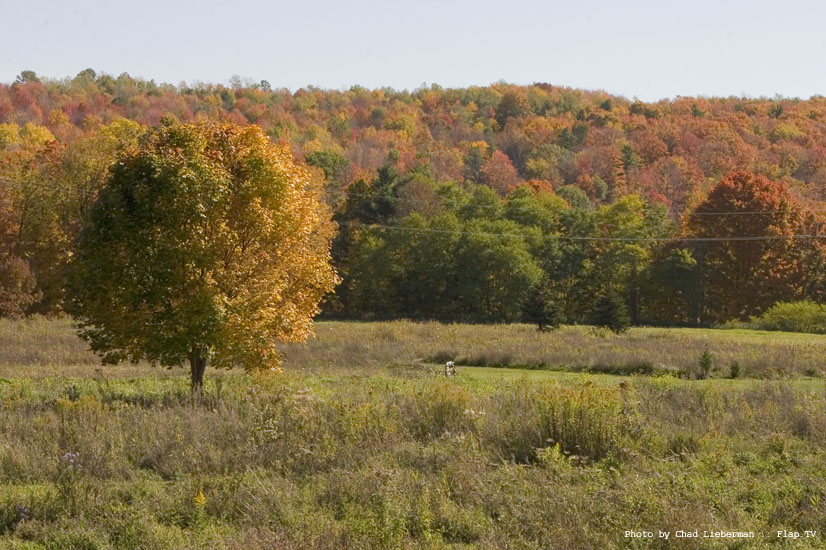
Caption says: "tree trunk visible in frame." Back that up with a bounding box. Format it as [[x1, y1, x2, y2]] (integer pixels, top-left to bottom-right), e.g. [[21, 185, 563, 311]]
[[189, 353, 207, 395]]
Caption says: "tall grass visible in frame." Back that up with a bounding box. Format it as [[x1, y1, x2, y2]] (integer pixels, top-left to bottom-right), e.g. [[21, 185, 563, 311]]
[[280, 321, 826, 379], [3, 317, 825, 380], [2, 318, 826, 547], [1, 369, 826, 548]]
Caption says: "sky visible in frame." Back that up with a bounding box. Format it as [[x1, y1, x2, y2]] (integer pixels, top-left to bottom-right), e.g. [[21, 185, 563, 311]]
[[3, 0, 826, 101]]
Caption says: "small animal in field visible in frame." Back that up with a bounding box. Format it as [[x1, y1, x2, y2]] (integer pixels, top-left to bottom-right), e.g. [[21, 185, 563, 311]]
[[444, 361, 456, 376]]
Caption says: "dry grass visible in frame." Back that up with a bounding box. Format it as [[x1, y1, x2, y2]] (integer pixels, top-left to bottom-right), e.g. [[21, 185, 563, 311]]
[[2, 318, 826, 548], [1, 368, 826, 549], [281, 321, 826, 378], [4, 317, 825, 381]]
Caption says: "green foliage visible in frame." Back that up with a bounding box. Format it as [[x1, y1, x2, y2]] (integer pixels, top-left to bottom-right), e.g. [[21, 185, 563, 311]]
[[522, 277, 565, 332], [619, 143, 642, 170], [590, 293, 630, 334], [495, 90, 530, 127], [729, 360, 741, 379], [643, 248, 702, 324], [66, 122, 338, 390], [556, 185, 591, 210], [698, 348, 714, 379], [745, 301, 826, 334], [304, 149, 350, 184], [14, 70, 39, 84]]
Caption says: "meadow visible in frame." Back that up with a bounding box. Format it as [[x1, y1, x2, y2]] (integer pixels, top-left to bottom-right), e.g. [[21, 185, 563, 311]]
[[1, 319, 826, 548]]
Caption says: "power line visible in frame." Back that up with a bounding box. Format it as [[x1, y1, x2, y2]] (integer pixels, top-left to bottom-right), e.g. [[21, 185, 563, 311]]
[[338, 221, 826, 243], [327, 187, 825, 217], [4, 174, 826, 220]]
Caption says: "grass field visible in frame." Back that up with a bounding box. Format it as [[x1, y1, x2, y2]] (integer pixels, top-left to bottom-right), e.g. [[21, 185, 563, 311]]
[[2, 319, 826, 548]]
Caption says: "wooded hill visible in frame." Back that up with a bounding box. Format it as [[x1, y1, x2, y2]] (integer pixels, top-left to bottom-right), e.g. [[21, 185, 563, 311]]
[[2, 70, 826, 326]]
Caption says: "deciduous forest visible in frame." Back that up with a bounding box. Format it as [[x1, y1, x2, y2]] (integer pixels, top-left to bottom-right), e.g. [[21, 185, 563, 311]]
[[3, 69, 826, 326]]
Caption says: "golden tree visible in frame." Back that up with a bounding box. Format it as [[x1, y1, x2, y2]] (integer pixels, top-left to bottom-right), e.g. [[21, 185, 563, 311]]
[[67, 122, 338, 392]]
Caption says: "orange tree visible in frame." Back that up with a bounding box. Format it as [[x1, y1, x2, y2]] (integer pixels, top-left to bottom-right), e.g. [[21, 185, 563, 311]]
[[67, 122, 338, 392], [684, 170, 822, 323]]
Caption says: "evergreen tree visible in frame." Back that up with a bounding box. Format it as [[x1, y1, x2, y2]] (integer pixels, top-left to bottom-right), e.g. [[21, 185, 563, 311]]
[[522, 277, 565, 332], [590, 293, 630, 334]]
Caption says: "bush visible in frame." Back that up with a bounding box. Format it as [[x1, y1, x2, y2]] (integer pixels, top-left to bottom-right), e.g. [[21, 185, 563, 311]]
[[729, 361, 741, 379], [743, 300, 826, 334], [483, 383, 633, 463], [698, 349, 714, 379]]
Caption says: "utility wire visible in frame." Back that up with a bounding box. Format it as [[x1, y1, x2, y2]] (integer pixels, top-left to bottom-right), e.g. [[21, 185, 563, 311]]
[[327, 188, 824, 217]]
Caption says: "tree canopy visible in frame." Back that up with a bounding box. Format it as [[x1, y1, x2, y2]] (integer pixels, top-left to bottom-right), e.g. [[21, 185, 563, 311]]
[[4, 75, 826, 330], [67, 122, 338, 391]]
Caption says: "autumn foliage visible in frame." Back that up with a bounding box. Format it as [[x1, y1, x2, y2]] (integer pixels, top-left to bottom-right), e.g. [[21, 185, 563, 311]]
[[684, 170, 822, 322], [66, 122, 338, 390], [3, 71, 826, 331]]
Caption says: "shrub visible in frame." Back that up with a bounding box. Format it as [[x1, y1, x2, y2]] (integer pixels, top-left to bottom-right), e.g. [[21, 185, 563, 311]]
[[729, 361, 741, 379], [668, 433, 701, 456], [483, 383, 633, 463], [401, 382, 473, 439], [744, 300, 826, 334], [698, 349, 714, 379]]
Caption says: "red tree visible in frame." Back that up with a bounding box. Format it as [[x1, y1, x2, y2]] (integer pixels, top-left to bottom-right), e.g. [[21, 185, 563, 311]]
[[481, 151, 519, 196], [685, 170, 822, 322]]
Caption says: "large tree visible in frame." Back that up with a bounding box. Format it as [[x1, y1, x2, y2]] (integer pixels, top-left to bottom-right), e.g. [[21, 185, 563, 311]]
[[685, 170, 821, 323], [67, 122, 338, 392]]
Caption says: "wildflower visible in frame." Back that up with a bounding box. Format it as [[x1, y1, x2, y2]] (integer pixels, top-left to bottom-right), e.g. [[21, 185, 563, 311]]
[[193, 489, 206, 508], [60, 451, 81, 469]]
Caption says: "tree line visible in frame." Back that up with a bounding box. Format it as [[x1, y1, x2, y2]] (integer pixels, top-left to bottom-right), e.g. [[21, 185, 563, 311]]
[[2, 71, 826, 327], [328, 166, 826, 326]]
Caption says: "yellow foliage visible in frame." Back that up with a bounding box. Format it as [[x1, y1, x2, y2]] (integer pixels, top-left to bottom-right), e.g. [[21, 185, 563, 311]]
[[0, 123, 20, 149], [19, 123, 55, 150], [69, 122, 340, 376]]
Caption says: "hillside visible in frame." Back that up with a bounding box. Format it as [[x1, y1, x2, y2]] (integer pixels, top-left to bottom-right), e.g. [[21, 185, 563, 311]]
[[3, 70, 826, 326], [4, 70, 826, 210]]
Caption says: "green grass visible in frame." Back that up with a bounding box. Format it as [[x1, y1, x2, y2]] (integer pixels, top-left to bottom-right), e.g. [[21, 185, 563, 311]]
[[279, 321, 826, 379], [457, 365, 826, 391], [4, 317, 826, 379], [2, 319, 826, 548]]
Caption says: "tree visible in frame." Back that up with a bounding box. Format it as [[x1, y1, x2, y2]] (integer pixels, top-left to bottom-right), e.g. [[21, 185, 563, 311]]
[[589, 195, 674, 323], [522, 276, 565, 332], [556, 185, 591, 211], [0, 182, 38, 317], [495, 90, 530, 128], [481, 151, 519, 197], [305, 150, 350, 185], [453, 219, 542, 322], [642, 247, 701, 324], [67, 122, 338, 393], [14, 71, 39, 84], [590, 293, 630, 334], [684, 170, 818, 323]]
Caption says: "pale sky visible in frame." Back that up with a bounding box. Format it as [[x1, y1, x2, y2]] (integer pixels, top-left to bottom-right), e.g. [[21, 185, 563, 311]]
[[3, 0, 825, 101]]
